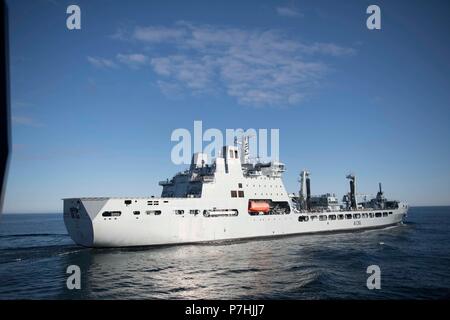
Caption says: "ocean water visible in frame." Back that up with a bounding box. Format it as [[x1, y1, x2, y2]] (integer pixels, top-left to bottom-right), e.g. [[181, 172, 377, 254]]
[[0, 207, 449, 299]]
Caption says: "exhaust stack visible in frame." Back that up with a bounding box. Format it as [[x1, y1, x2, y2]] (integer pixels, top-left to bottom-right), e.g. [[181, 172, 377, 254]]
[[346, 174, 357, 210], [306, 176, 311, 211]]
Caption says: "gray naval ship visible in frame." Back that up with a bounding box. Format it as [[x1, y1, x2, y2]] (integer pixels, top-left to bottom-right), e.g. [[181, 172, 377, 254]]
[[64, 139, 408, 247]]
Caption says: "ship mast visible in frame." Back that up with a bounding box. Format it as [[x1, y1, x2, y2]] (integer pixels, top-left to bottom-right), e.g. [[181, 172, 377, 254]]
[[235, 134, 250, 164]]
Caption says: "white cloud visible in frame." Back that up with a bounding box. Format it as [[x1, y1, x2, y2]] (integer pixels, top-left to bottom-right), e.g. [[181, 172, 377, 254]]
[[109, 22, 355, 107], [87, 56, 117, 69], [133, 26, 186, 42], [151, 55, 216, 92], [276, 6, 302, 17], [109, 26, 128, 40], [300, 43, 356, 56], [116, 53, 149, 68], [11, 101, 33, 109], [155, 80, 184, 98], [12, 116, 44, 127]]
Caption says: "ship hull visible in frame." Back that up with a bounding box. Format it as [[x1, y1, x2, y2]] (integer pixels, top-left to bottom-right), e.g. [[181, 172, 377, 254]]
[[63, 198, 408, 248]]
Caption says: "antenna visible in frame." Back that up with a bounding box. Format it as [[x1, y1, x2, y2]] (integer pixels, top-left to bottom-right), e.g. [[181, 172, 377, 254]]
[[237, 133, 255, 164]]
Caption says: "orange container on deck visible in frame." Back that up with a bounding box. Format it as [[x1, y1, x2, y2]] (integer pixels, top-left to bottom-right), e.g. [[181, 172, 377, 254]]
[[248, 201, 270, 213]]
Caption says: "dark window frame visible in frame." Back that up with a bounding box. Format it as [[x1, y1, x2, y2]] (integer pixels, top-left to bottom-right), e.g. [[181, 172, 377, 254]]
[[102, 211, 122, 217], [146, 210, 161, 215]]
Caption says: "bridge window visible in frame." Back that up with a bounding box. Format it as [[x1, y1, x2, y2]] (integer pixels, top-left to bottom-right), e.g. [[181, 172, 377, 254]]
[[369, 212, 374, 218], [319, 215, 327, 221], [229, 150, 234, 158], [102, 211, 121, 217], [375, 212, 382, 217], [231, 191, 237, 198], [175, 210, 184, 215], [133, 211, 140, 215], [298, 216, 309, 222], [238, 183, 242, 188], [328, 214, 336, 220], [337, 214, 344, 220], [146, 210, 161, 215], [345, 214, 352, 219], [353, 213, 361, 219], [124, 200, 132, 205], [383, 212, 388, 217], [189, 210, 200, 215], [238, 191, 245, 198]]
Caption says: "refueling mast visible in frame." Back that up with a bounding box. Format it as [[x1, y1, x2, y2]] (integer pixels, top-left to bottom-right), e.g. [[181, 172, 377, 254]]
[[298, 170, 311, 211], [375, 182, 386, 209], [296, 171, 361, 212], [344, 174, 357, 210]]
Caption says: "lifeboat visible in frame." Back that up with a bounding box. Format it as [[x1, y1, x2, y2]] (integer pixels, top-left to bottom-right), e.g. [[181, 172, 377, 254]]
[[248, 201, 270, 213]]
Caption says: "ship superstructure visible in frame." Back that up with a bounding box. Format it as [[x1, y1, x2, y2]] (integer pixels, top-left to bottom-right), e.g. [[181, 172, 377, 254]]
[[64, 138, 408, 247]]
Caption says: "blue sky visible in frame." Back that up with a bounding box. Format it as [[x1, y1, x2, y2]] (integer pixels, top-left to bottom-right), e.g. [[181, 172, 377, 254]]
[[3, 0, 450, 213]]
